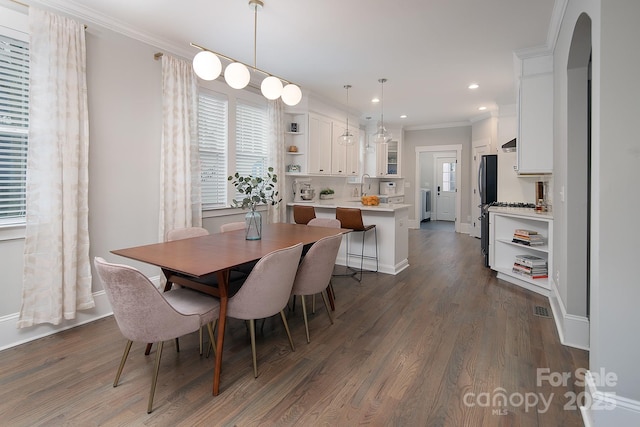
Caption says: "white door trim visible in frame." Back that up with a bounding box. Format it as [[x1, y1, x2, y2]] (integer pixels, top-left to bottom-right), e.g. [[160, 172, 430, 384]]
[[414, 144, 462, 232]]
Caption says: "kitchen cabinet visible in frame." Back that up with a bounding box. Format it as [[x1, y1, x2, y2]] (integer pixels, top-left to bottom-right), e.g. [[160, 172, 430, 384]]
[[367, 139, 401, 177], [308, 113, 332, 175], [308, 112, 360, 176], [489, 208, 553, 296], [516, 58, 553, 174], [285, 112, 308, 175]]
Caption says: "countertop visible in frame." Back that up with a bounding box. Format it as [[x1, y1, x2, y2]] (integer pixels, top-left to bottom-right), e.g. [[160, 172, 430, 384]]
[[287, 198, 411, 213], [488, 206, 553, 220]]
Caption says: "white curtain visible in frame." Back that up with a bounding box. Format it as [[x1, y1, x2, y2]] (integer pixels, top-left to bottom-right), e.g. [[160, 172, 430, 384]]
[[18, 9, 93, 328], [268, 99, 286, 223], [159, 55, 201, 241]]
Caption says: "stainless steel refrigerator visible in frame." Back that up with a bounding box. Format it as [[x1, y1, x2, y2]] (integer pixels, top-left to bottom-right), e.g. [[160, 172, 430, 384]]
[[479, 154, 498, 267]]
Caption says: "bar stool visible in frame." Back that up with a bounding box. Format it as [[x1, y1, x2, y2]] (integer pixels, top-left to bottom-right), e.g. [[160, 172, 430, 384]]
[[293, 205, 316, 224], [335, 207, 378, 282]]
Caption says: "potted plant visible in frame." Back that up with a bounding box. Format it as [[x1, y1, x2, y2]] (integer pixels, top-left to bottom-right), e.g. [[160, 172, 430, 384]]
[[227, 167, 281, 240], [319, 188, 335, 200]]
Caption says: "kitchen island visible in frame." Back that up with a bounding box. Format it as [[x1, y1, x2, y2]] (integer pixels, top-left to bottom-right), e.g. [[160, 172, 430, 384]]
[[287, 199, 410, 275]]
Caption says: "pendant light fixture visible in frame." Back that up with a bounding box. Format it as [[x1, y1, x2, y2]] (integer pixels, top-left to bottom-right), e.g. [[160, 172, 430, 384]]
[[191, 0, 302, 106], [373, 78, 392, 144], [337, 85, 355, 146]]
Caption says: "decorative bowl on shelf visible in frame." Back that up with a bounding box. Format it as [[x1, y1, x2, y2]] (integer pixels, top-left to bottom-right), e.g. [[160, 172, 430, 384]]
[[288, 145, 298, 152]]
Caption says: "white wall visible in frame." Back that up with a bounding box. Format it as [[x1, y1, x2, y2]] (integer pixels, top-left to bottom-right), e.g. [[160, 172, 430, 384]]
[[555, 0, 640, 423]]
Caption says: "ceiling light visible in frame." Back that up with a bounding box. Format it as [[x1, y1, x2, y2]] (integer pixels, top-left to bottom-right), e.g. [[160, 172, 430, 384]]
[[400, 114, 407, 119], [371, 97, 380, 103], [191, 0, 301, 105], [372, 78, 392, 144], [478, 106, 487, 111], [337, 85, 355, 146], [468, 83, 479, 89]]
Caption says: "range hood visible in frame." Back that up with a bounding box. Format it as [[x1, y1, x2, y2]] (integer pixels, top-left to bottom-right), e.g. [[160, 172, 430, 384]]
[[502, 138, 516, 153]]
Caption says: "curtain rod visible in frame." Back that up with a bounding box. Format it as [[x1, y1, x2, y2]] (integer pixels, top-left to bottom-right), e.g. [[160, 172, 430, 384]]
[[8, 0, 88, 29], [154, 52, 163, 60]]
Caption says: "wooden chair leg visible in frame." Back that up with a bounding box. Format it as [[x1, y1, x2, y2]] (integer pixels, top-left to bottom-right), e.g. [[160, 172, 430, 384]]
[[300, 295, 310, 343]]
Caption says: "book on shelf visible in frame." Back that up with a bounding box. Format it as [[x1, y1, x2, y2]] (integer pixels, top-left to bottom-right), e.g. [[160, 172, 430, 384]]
[[514, 254, 547, 267], [512, 231, 545, 246], [514, 229, 538, 236]]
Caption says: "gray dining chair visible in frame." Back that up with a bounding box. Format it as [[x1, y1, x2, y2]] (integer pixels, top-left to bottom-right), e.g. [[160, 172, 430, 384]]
[[290, 233, 342, 343], [226, 243, 303, 378], [94, 257, 219, 414], [306, 217, 341, 310], [220, 221, 245, 233]]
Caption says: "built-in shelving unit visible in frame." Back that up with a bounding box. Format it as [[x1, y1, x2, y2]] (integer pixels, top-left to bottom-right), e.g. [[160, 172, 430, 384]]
[[489, 209, 553, 296], [285, 112, 308, 175]]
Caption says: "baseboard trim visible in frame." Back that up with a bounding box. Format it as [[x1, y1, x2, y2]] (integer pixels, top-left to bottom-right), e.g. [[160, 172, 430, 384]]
[[0, 275, 161, 351], [581, 370, 640, 426], [549, 280, 590, 350]]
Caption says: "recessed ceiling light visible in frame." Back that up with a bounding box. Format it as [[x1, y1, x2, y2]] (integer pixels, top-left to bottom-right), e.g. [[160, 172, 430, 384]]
[[478, 106, 487, 111], [400, 115, 407, 119], [372, 97, 380, 103], [468, 83, 479, 89]]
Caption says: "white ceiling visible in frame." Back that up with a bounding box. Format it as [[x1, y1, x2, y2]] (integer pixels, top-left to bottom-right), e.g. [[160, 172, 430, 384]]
[[33, 0, 556, 128]]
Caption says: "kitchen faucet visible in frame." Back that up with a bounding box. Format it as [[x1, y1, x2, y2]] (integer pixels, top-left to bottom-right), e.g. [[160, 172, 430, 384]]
[[360, 174, 371, 196]]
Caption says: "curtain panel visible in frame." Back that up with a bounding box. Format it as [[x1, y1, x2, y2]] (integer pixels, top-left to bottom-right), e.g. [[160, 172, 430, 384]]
[[18, 9, 93, 327], [268, 99, 285, 223], [159, 55, 201, 241]]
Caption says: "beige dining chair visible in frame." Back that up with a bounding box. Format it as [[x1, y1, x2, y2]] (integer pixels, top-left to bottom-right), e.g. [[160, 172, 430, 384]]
[[219, 221, 245, 233], [291, 233, 342, 343], [306, 217, 341, 310], [226, 243, 303, 378], [94, 257, 219, 414]]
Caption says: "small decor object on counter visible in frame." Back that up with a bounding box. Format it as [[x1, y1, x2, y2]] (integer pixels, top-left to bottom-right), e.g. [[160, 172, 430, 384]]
[[290, 122, 298, 132], [319, 188, 335, 200], [228, 167, 281, 240], [361, 195, 380, 206]]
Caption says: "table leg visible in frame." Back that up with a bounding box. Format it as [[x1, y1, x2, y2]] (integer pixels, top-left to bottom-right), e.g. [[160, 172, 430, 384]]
[[326, 284, 335, 311], [213, 269, 229, 396]]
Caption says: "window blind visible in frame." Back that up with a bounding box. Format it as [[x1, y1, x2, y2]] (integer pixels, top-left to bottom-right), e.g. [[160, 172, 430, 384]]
[[198, 92, 228, 208], [235, 100, 268, 200], [0, 34, 29, 220]]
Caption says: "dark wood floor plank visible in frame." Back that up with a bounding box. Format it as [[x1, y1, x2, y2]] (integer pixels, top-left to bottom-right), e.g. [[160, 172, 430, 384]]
[[0, 228, 588, 426]]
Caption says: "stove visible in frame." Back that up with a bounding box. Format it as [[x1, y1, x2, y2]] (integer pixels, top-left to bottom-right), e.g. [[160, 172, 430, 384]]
[[489, 201, 536, 208]]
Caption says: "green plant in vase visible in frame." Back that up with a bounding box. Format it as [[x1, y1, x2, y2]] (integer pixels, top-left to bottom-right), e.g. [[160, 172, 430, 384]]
[[319, 188, 335, 199], [228, 167, 281, 240]]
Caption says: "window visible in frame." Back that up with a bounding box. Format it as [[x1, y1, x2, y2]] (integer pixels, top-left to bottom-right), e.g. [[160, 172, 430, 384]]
[[0, 33, 29, 222], [197, 89, 269, 209], [234, 100, 268, 200], [442, 161, 457, 192], [198, 90, 228, 208]]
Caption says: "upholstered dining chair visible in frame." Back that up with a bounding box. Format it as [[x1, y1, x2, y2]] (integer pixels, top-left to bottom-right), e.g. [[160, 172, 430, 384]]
[[94, 257, 219, 414], [219, 221, 245, 233], [160, 226, 246, 356], [293, 205, 316, 224], [335, 207, 378, 282], [290, 233, 342, 343], [306, 217, 341, 310], [226, 243, 303, 378]]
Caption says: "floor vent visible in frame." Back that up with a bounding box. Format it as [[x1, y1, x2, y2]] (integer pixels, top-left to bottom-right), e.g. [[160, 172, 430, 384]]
[[534, 306, 551, 318]]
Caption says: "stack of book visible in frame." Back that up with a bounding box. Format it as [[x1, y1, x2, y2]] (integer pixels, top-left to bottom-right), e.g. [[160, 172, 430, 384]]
[[512, 254, 548, 279], [512, 229, 545, 246]]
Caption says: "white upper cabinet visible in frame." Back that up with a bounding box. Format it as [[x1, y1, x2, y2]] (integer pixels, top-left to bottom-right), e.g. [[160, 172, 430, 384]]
[[516, 53, 553, 174], [308, 112, 360, 176]]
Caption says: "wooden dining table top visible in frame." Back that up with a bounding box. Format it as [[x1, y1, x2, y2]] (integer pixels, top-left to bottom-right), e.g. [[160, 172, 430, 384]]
[[111, 222, 348, 277]]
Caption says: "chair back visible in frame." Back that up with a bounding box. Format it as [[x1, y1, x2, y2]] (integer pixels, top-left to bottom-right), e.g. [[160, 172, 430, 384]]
[[291, 234, 342, 296], [293, 205, 316, 225], [336, 207, 365, 231], [94, 257, 201, 342], [166, 227, 209, 241], [227, 243, 303, 320], [220, 221, 245, 233], [307, 218, 341, 228]]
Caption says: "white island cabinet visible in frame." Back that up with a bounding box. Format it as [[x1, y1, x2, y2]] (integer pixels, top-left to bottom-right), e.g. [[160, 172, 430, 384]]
[[287, 200, 410, 275], [489, 207, 553, 296]]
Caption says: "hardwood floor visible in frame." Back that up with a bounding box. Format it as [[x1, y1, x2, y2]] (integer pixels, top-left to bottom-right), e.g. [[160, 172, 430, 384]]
[[0, 229, 588, 426]]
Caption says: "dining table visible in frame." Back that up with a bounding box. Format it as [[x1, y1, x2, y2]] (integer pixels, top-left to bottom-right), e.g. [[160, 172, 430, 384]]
[[111, 222, 347, 395]]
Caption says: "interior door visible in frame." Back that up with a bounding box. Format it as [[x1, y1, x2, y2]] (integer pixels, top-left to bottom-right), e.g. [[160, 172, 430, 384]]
[[435, 157, 456, 221], [472, 142, 490, 237]]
